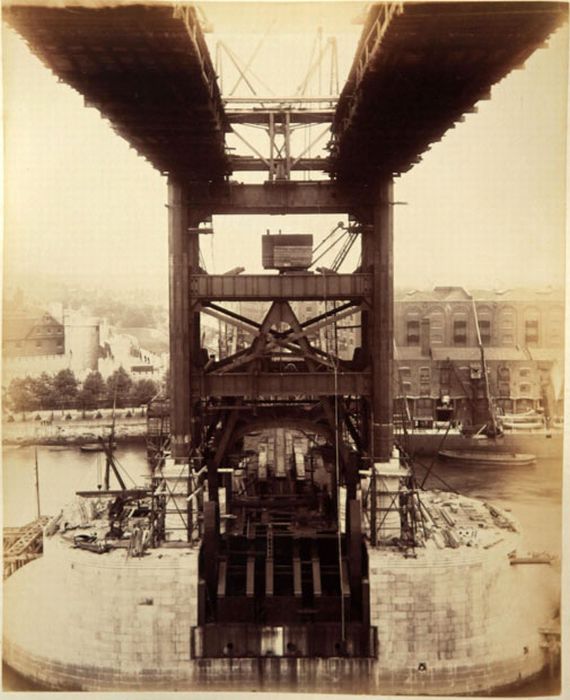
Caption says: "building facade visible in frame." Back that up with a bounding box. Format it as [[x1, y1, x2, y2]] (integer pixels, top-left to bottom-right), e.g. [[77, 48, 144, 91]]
[[393, 287, 564, 425]]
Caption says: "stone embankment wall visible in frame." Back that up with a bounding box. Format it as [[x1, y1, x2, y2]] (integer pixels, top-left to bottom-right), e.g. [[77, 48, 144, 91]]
[[368, 543, 560, 695], [3, 537, 559, 693], [2, 412, 147, 446], [3, 538, 199, 690]]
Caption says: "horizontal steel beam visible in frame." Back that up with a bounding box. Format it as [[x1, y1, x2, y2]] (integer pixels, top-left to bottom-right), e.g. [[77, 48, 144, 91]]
[[190, 273, 371, 301], [227, 110, 334, 125], [185, 182, 372, 215], [224, 97, 338, 105], [192, 372, 371, 398], [230, 156, 330, 172]]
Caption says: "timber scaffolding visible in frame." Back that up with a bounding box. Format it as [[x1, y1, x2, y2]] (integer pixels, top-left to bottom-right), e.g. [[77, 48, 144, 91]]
[[3, 517, 49, 579]]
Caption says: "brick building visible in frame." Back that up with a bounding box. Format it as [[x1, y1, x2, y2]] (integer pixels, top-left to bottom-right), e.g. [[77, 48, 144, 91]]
[[393, 286, 564, 425]]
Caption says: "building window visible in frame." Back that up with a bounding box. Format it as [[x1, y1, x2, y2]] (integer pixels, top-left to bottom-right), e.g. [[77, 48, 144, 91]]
[[498, 381, 510, 397], [398, 368, 411, 395], [415, 397, 434, 420], [478, 319, 491, 345], [547, 308, 564, 346], [453, 320, 467, 345], [36, 340, 42, 347], [519, 368, 531, 378], [497, 366, 510, 382], [407, 320, 420, 346], [525, 319, 539, 345], [519, 383, 531, 395], [429, 310, 445, 346], [440, 367, 451, 386], [499, 308, 516, 346], [419, 367, 431, 396], [470, 365, 483, 380]]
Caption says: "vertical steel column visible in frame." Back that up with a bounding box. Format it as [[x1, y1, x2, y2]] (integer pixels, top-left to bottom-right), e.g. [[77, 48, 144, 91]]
[[371, 179, 394, 463], [168, 179, 199, 462], [268, 112, 275, 181]]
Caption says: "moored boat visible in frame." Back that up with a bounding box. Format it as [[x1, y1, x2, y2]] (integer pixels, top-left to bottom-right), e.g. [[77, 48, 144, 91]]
[[501, 420, 544, 431], [79, 442, 116, 453], [438, 449, 536, 466]]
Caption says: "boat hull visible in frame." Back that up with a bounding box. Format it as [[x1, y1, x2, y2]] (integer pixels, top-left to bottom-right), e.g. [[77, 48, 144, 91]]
[[400, 431, 562, 460], [438, 449, 536, 466], [79, 443, 116, 453]]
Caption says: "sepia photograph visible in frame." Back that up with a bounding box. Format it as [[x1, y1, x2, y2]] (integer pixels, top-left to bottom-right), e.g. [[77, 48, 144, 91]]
[[1, 0, 568, 695]]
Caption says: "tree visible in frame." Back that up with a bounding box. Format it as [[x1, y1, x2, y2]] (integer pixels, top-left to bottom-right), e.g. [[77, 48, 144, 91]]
[[30, 373, 57, 410], [79, 371, 106, 411], [2, 385, 10, 413], [129, 378, 158, 406], [106, 367, 133, 408], [8, 377, 39, 414], [52, 369, 79, 409]]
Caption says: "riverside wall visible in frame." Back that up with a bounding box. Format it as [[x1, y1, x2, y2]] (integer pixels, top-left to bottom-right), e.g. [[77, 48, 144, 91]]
[[3, 537, 559, 693], [2, 413, 147, 446]]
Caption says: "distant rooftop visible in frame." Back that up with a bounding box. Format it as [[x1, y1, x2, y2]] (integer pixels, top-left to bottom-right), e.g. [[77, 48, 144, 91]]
[[2, 311, 62, 342], [395, 286, 565, 303]]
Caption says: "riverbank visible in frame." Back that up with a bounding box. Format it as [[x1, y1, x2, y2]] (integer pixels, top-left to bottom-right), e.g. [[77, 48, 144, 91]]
[[2, 412, 147, 447]]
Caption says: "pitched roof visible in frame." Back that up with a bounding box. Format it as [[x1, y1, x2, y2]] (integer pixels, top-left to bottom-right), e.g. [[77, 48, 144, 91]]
[[2, 312, 62, 342]]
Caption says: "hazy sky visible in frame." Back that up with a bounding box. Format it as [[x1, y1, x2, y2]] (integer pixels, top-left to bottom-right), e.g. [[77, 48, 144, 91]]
[[2, 2, 568, 299]]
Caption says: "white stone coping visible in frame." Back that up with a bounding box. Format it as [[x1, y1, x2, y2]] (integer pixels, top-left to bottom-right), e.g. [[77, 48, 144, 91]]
[[44, 533, 199, 570]]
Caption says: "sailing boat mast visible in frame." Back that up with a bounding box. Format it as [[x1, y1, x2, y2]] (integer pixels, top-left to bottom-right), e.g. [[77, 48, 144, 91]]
[[34, 447, 41, 519], [101, 379, 126, 491], [469, 294, 499, 436]]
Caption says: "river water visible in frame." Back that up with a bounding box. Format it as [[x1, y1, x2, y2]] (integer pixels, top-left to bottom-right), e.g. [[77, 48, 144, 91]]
[[2, 443, 563, 694]]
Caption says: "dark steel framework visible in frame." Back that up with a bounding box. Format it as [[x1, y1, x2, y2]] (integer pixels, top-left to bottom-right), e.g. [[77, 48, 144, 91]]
[[166, 178, 395, 653], [4, 0, 566, 661], [168, 178, 394, 468]]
